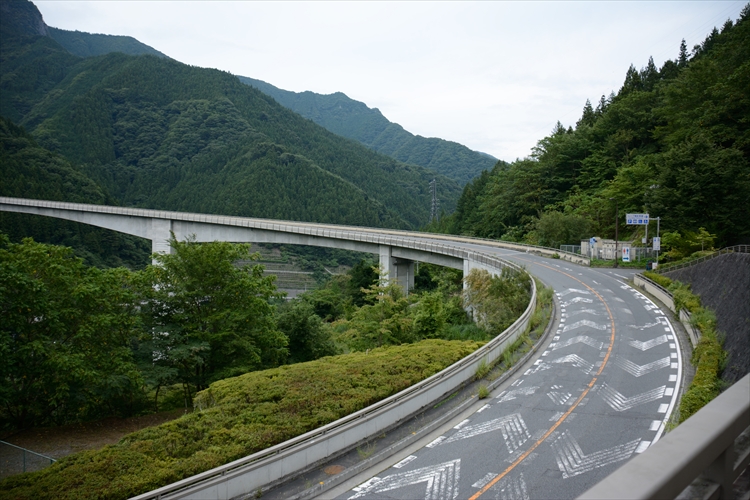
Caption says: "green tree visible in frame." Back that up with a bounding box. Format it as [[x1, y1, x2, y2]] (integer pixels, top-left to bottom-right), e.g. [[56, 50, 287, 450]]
[[0, 235, 144, 430], [335, 271, 412, 350], [529, 211, 592, 249], [277, 300, 337, 364], [137, 236, 286, 404], [463, 267, 531, 336]]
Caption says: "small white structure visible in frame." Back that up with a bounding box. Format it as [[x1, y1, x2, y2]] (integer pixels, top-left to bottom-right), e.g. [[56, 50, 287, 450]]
[[581, 237, 632, 260]]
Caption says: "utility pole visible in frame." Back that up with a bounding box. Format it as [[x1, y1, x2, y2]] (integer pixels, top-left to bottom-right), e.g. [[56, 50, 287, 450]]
[[430, 179, 439, 223], [609, 198, 619, 268]]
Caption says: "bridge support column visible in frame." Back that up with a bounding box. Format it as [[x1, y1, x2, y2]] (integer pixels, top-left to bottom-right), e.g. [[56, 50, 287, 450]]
[[379, 245, 414, 295], [393, 258, 415, 296], [149, 218, 174, 264]]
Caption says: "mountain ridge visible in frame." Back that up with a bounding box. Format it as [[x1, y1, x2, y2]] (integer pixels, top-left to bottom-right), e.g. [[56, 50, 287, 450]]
[[239, 76, 499, 185]]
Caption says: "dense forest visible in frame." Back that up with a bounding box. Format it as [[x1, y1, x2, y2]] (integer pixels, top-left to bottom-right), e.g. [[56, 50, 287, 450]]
[[433, 7, 750, 253], [0, 0, 461, 266], [239, 76, 499, 185]]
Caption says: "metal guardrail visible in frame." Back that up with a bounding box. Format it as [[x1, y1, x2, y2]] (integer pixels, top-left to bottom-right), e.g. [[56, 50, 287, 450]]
[[656, 245, 750, 274], [0, 440, 56, 477], [633, 274, 702, 347], [578, 374, 750, 500]]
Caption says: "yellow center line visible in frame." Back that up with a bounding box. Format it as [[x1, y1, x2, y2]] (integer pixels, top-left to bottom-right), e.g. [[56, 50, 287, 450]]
[[469, 261, 617, 500]]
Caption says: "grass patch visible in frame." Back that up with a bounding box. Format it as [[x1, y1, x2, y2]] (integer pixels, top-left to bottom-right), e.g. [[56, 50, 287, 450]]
[[591, 257, 651, 268], [477, 384, 490, 399], [475, 358, 490, 380], [0, 340, 481, 500]]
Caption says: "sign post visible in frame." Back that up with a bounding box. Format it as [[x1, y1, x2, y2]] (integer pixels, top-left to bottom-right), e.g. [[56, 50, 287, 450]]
[[626, 213, 650, 263]]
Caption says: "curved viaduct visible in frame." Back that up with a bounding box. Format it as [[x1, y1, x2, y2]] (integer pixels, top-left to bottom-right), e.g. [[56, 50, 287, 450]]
[[2, 197, 743, 500]]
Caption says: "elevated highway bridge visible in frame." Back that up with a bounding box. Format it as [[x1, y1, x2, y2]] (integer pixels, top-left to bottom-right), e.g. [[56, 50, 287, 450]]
[[1, 197, 746, 500]]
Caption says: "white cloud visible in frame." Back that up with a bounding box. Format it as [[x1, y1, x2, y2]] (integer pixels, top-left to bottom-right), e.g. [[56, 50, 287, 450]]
[[35, 0, 747, 162]]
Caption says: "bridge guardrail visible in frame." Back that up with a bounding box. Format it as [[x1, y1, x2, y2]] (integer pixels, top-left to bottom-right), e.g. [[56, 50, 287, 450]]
[[0, 197, 590, 267], [578, 374, 750, 500]]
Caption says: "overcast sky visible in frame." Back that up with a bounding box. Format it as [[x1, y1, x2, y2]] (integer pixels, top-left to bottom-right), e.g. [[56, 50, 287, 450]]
[[35, 1, 746, 163]]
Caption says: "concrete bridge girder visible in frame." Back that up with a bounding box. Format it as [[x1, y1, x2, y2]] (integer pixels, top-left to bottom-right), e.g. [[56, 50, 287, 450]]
[[0, 199, 468, 294]]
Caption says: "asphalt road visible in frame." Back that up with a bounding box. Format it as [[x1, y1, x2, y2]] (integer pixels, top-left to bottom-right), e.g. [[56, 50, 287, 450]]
[[326, 248, 682, 500]]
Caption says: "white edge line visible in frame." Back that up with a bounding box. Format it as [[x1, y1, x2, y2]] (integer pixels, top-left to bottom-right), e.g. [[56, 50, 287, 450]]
[[651, 305, 682, 444]]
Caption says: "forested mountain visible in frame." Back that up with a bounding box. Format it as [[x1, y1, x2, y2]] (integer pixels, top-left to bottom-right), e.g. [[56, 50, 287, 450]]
[[1, 0, 461, 251], [0, 0, 165, 58], [0, 116, 151, 267], [47, 27, 167, 59], [438, 8, 750, 250], [239, 76, 499, 185]]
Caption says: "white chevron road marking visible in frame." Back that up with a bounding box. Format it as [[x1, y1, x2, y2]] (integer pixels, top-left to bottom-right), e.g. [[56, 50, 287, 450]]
[[628, 321, 664, 331], [442, 413, 530, 453], [487, 472, 529, 500], [393, 455, 418, 468], [551, 335, 604, 351], [527, 353, 596, 375], [598, 382, 666, 411], [567, 308, 601, 317], [349, 459, 460, 499], [561, 297, 594, 307], [551, 354, 595, 374], [563, 320, 608, 332], [551, 430, 641, 479], [629, 335, 669, 351], [558, 288, 591, 297], [496, 386, 538, 402], [547, 390, 573, 405], [615, 356, 671, 377]]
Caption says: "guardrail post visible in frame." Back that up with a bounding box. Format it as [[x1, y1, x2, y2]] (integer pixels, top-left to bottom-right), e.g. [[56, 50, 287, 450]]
[[706, 445, 735, 500]]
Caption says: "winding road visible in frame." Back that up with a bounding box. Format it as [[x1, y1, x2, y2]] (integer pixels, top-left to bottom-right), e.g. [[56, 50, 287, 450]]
[[0, 198, 687, 499], [326, 247, 682, 500]]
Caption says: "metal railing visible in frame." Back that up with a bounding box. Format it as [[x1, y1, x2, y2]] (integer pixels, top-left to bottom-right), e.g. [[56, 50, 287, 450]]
[[578, 374, 750, 500], [0, 440, 56, 478], [657, 245, 750, 274]]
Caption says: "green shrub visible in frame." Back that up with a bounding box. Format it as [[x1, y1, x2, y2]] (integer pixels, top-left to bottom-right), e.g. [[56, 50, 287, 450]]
[[0, 340, 481, 500], [643, 270, 672, 289], [678, 331, 724, 422], [669, 283, 701, 313]]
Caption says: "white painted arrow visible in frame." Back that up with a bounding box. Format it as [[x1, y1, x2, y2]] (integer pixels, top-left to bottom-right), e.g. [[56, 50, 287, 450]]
[[598, 382, 666, 411], [551, 430, 641, 478], [629, 335, 669, 351], [349, 459, 460, 500], [551, 335, 604, 351], [441, 413, 530, 453], [615, 356, 671, 377], [563, 320, 608, 332]]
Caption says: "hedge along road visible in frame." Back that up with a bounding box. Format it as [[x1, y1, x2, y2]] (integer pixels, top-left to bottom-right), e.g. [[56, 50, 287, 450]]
[[327, 245, 683, 500]]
